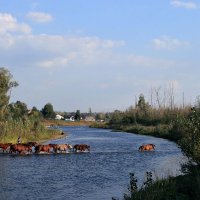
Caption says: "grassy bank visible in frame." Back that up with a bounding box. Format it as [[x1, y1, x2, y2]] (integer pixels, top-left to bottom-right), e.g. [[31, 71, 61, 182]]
[[90, 122, 179, 142], [0, 119, 62, 144], [0, 127, 62, 144], [42, 119, 94, 127]]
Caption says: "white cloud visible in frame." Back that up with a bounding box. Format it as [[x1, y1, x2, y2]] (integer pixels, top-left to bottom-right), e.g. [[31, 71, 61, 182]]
[[152, 35, 189, 50], [0, 13, 31, 34], [170, 1, 198, 9], [0, 33, 126, 69], [27, 12, 53, 23], [127, 54, 174, 68], [0, 32, 176, 71], [38, 56, 72, 68], [0, 33, 15, 48], [0, 13, 175, 72]]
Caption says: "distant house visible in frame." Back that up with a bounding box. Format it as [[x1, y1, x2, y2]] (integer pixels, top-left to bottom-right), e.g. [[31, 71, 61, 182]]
[[65, 116, 75, 121], [85, 116, 96, 122], [55, 114, 64, 120]]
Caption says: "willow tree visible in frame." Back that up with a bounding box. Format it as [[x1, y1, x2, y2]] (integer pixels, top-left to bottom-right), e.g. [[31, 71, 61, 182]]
[[0, 67, 18, 121]]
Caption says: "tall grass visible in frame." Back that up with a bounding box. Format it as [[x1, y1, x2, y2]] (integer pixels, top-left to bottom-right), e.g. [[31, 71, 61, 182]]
[[0, 119, 60, 143]]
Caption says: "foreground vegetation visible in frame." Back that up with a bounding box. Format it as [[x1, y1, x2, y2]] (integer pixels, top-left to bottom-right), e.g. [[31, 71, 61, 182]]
[[123, 164, 200, 200]]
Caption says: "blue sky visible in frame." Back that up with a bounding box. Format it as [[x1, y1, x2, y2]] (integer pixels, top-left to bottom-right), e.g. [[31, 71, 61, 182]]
[[0, 0, 200, 112]]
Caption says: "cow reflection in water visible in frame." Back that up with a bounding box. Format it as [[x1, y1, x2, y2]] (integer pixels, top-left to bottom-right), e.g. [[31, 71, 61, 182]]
[[139, 144, 155, 151], [73, 144, 90, 152]]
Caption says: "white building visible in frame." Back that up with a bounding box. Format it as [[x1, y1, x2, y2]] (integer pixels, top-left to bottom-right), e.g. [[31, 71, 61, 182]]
[[85, 116, 96, 122], [65, 116, 75, 121], [55, 114, 64, 120]]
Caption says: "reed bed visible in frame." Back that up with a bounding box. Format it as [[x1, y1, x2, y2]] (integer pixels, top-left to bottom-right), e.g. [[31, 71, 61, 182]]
[[0, 119, 60, 143]]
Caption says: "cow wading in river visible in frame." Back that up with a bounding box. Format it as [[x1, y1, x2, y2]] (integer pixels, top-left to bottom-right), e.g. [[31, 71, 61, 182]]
[[73, 144, 90, 152], [10, 144, 33, 154], [0, 143, 12, 153], [138, 144, 155, 151], [35, 144, 56, 154], [54, 144, 73, 153]]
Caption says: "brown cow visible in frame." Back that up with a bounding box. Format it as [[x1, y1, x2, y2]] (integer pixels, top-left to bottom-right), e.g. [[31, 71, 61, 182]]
[[35, 144, 56, 154], [73, 144, 90, 152], [10, 144, 32, 154], [54, 144, 73, 153], [0, 143, 12, 153], [139, 144, 155, 151]]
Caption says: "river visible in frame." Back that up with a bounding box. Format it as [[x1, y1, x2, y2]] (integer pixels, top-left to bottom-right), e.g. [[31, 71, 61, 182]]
[[0, 126, 187, 200]]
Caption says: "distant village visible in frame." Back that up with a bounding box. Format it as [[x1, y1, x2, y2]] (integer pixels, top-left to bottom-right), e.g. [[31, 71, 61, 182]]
[[54, 112, 106, 122]]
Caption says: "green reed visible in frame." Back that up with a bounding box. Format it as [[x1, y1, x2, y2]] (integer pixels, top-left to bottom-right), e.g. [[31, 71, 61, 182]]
[[0, 118, 59, 143]]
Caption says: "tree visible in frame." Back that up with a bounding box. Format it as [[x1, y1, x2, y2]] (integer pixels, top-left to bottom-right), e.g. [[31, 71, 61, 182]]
[[32, 106, 38, 112], [137, 94, 150, 112], [41, 103, 55, 119], [110, 110, 122, 124], [74, 110, 81, 121], [0, 67, 18, 120], [95, 113, 105, 121], [95, 113, 101, 121], [89, 107, 92, 115], [8, 101, 28, 119]]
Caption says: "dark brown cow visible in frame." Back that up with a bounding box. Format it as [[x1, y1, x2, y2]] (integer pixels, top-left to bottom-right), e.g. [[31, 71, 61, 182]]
[[73, 144, 90, 152], [139, 144, 155, 151], [0, 143, 12, 153], [35, 144, 56, 154], [10, 144, 32, 154]]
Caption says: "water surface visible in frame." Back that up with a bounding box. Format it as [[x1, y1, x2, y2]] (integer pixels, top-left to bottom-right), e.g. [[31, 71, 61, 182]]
[[0, 126, 186, 200]]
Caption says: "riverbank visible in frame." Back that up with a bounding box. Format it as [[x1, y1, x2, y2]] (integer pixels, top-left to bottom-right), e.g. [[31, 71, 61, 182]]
[[0, 129, 64, 144], [90, 122, 179, 142], [42, 119, 94, 127], [38, 132, 68, 144]]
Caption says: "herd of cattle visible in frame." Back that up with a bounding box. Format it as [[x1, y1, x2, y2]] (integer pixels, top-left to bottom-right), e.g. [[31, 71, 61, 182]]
[[0, 142, 155, 155], [0, 142, 90, 154]]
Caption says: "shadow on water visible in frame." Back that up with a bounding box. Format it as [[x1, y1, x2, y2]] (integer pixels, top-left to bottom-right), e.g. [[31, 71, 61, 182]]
[[0, 126, 187, 200]]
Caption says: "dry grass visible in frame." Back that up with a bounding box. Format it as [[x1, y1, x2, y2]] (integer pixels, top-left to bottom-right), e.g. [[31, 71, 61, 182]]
[[42, 119, 95, 127]]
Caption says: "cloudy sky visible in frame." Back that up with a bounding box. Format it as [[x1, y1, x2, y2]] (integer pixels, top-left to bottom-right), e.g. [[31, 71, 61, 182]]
[[1, 0, 200, 112]]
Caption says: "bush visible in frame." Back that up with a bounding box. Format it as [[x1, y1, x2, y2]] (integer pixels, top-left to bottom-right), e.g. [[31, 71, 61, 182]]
[[178, 108, 200, 164]]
